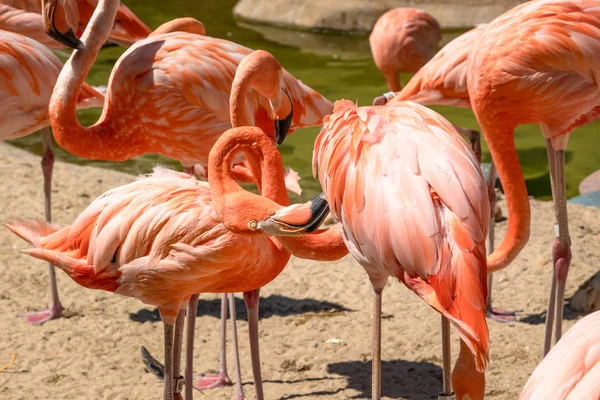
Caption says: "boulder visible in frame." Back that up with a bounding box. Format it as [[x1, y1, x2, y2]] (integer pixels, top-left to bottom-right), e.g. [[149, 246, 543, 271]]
[[233, 0, 528, 32]]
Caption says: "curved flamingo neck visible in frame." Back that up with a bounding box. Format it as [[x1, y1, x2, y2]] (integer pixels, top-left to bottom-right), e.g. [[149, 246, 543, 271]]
[[149, 18, 206, 37], [384, 70, 402, 92], [452, 338, 485, 400], [483, 123, 530, 273], [230, 77, 253, 128], [48, 0, 130, 160], [278, 224, 347, 261]]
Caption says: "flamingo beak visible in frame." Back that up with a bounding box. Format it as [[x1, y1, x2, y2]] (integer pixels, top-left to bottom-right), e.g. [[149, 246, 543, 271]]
[[252, 193, 330, 236], [42, 0, 83, 50], [274, 88, 294, 146]]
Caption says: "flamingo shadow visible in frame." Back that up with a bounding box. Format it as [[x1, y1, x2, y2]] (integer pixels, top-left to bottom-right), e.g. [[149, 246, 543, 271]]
[[519, 305, 583, 325], [327, 359, 443, 399], [129, 294, 352, 323]]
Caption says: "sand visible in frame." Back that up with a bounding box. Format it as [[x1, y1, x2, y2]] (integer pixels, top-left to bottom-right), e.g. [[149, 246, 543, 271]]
[[0, 142, 598, 400]]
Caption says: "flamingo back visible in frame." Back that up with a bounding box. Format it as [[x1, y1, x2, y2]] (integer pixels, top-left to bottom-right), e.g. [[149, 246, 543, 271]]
[[0, 30, 103, 139], [369, 8, 441, 75], [392, 25, 485, 108], [313, 100, 490, 370], [520, 310, 600, 400], [468, 0, 600, 146]]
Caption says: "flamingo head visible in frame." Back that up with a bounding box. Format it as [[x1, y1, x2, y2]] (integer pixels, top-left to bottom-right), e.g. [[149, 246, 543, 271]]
[[42, 0, 83, 50]]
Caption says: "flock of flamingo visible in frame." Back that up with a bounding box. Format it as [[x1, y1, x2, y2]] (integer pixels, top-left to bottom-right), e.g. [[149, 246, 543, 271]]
[[0, 0, 598, 399]]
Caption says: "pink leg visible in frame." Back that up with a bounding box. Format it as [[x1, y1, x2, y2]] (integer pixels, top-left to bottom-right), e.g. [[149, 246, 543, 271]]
[[485, 161, 519, 322], [164, 322, 175, 400], [372, 288, 383, 400], [228, 293, 246, 400], [545, 146, 572, 352], [194, 293, 233, 389], [173, 310, 185, 400], [22, 128, 63, 324], [244, 289, 264, 400], [185, 295, 198, 400]]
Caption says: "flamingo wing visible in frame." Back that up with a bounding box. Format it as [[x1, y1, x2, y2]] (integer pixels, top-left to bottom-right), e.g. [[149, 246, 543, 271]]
[[520, 310, 600, 400], [314, 100, 489, 369]]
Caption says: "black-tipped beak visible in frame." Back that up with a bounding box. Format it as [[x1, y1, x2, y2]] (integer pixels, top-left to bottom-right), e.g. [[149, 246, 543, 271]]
[[274, 88, 294, 146], [253, 192, 331, 236], [43, 0, 83, 50], [275, 112, 293, 146]]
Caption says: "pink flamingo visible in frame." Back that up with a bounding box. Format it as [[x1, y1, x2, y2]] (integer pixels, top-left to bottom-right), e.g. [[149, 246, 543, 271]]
[[467, 0, 600, 354], [0, 29, 104, 323], [519, 310, 600, 399], [369, 7, 441, 92], [0, 0, 150, 49], [5, 126, 347, 400], [254, 100, 490, 399], [372, 25, 518, 323]]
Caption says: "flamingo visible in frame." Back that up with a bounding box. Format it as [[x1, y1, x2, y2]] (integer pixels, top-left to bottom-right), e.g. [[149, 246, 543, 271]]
[[0, 29, 104, 323], [5, 126, 347, 400], [371, 25, 518, 324], [43, 0, 331, 188], [467, 0, 600, 354], [253, 100, 490, 399], [43, 0, 332, 389], [0, 0, 150, 49], [519, 310, 600, 400], [369, 7, 441, 92]]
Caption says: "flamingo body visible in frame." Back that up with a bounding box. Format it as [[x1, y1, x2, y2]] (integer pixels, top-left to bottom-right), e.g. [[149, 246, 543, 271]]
[[520, 310, 600, 400], [369, 8, 441, 91], [50, 31, 333, 169], [6, 167, 290, 323], [0, 29, 102, 139], [313, 100, 490, 370]]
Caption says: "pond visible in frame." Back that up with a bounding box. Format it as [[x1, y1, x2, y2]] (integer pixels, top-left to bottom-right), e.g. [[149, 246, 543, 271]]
[[8, 0, 599, 201]]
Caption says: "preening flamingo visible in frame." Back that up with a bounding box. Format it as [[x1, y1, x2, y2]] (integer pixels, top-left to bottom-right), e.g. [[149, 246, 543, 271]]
[[372, 25, 517, 323], [369, 7, 441, 92], [467, 0, 600, 354], [256, 100, 490, 399], [519, 310, 600, 400], [5, 126, 347, 400], [0, 29, 103, 323], [0, 0, 150, 49]]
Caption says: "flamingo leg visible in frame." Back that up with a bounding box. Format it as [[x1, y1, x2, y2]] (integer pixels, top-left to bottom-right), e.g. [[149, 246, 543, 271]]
[[194, 293, 233, 389], [546, 147, 571, 350], [23, 128, 64, 324], [372, 288, 383, 400], [485, 161, 519, 323], [440, 316, 453, 398], [173, 310, 185, 400], [228, 293, 246, 400], [185, 294, 199, 400], [244, 289, 264, 400], [164, 322, 175, 400]]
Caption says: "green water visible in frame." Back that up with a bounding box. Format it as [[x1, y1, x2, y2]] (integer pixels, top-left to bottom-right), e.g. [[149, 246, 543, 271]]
[[9, 0, 600, 201]]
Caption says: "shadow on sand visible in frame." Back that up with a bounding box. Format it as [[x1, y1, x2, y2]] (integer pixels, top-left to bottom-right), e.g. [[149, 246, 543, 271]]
[[129, 294, 352, 323], [326, 359, 443, 399]]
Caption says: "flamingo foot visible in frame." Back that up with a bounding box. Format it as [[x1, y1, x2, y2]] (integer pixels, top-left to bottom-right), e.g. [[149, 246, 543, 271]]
[[193, 372, 233, 390], [486, 307, 520, 323], [21, 303, 63, 324]]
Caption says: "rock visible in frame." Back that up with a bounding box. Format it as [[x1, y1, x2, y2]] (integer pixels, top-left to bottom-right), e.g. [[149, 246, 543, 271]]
[[579, 170, 600, 194], [569, 271, 600, 313], [233, 0, 528, 32]]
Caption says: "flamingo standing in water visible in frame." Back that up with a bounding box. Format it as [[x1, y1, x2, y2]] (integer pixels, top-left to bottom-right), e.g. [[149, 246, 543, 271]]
[[0, 30, 104, 323], [519, 310, 600, 400], [255, 100, 490, 399], [371, 25, 517, 324], [5, 126, 347, 400], [467, 0, 600, 354], [0, 0, 150, 49], [369, 7, 441, 92]]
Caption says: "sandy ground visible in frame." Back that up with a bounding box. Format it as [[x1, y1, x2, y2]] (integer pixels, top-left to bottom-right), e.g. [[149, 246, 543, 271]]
[[0, 142, 598, 400]]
